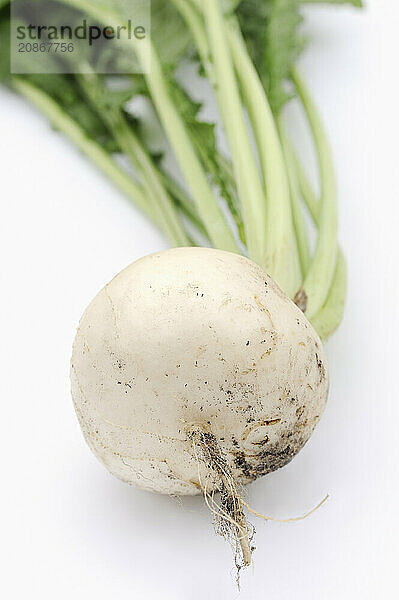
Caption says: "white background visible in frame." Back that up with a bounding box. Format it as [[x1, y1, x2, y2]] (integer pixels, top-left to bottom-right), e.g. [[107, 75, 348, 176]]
[[1, 1, 398, 599]]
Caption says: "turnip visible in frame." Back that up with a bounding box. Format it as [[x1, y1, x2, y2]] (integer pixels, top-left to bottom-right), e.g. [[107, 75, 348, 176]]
[[71, 247, 328, 566], [2, 0, 361, 573]]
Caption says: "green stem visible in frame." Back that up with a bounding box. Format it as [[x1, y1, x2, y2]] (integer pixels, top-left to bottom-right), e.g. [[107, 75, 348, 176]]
[[278, 120, 311, 277], [294, 150, 347, 340], [139, 40, 238, 252], [10, 77, 166, 232], [170, 0, 244, 244], [77, 63, 205, 241], [292, 68, 338, 319], [201, 0, 267, 265], [77, 71, 189, 247], [159, 172, 210, 240], [294, 152, 319, 220], [170, 0, 216, 84], [175, 0, 301, 294], [310, 252, 347, 341], [106, 119, 190, 247], [227, 22, 301, 296]]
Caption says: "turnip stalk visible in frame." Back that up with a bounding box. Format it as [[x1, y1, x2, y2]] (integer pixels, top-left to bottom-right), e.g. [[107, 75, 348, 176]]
[[202, 0, 268, 266], [278, 121, 311, 278], [168, 0, 245, 243], [227, 22, 302, 296], [137, 40, 239, 252], [159, 172, 210, 242], [292, 152, 347, 340], [77, 70, 189, 247], [171, 0, 301, 295], [291, 69, 338, 319], [170, 0, 217, 85], [77, 67, 208, 241], [173, 0, 260, 255], [311, 252, 347, 340]]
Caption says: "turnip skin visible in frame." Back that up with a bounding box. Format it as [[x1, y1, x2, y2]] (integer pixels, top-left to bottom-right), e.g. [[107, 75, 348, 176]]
[[71, 247, 328, 496]]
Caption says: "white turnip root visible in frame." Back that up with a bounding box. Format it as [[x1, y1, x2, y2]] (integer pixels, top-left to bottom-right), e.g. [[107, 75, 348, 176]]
[[71, 247, 329, 566]]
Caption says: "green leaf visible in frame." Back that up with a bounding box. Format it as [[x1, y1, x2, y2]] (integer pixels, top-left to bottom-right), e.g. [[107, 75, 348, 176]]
[[221, 0, 243, 14], [236, 0, 362, 114], [28, 73, 120, 151], [263, 0, 305, 113], [238, 0, 306, 114], [150, 0, 193, 67]]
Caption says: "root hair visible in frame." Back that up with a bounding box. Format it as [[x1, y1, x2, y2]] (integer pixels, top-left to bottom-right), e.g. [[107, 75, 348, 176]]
[[188, 424, 255, 575], [187, 423, 328, 582]]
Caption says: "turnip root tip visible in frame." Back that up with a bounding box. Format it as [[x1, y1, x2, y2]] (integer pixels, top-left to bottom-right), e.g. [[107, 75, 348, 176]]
[[188, 424, 254, 569]]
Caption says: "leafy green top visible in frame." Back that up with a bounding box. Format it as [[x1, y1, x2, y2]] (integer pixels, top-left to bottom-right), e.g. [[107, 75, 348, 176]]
[[0, 0, 363, 338]]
